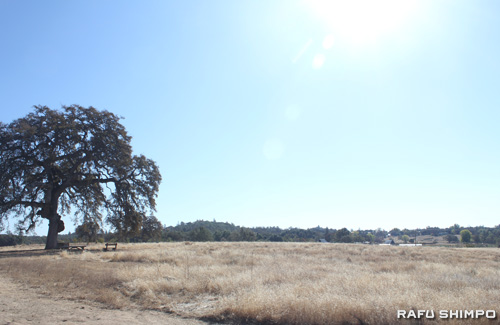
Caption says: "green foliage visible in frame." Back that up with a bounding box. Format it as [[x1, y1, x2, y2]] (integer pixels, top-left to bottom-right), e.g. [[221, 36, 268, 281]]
[[4, 220, 492, 245], [189, 227, 214, 241], [0, 234, 23, 246], [389, 228, 401, 236], [450, 224, 461, 235], [75, 220, 100, 242], [0, 106, 161, 249], [421, 227, 447, 236], [214, 230, 231, 241], [174, 220, 238, 233], [141, 215, 163, 242], [269, 234, 283, 242], [279, 228, 316, 242], [8, 222, 500, 245], [351, 231, 364, 243], [157, 222, 500, 245], [401, 235, 410, 243], [230, 228, 256, 241], [163, 229, 186, 242], [460, 229, 472, 243], [335, 228, 352, 243]]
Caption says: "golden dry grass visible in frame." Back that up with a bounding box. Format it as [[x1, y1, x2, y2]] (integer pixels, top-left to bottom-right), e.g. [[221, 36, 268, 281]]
[[1, 242, 499, 324]]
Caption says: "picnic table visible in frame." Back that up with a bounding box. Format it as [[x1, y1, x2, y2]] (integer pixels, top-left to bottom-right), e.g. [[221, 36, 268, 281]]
[[68, 245, 86, 251], [57, 242, 86, 251]]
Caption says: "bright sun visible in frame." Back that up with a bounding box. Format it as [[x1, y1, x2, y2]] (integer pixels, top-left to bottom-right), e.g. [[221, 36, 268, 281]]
[[307, 0, 418, 46]]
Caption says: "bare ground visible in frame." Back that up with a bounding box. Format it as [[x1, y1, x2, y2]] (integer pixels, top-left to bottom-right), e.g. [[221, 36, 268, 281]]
[[0, 274, 209, 325]]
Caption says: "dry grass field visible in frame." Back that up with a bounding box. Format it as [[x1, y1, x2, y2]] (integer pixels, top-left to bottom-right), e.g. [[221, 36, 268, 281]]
[[1, 242, 499, 324]]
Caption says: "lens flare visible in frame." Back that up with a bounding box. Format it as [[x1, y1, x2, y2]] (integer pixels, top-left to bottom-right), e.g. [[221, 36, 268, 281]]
[[322, 35, 335, 49], [312, 54, 325, 69]]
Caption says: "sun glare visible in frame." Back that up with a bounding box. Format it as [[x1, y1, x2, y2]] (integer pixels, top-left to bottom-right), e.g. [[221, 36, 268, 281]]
[[307, 0, 418, 45], [312, 53, 326, 69]]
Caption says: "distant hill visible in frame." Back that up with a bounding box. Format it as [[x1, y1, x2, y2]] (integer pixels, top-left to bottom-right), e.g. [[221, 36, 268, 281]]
[[2, 220, 500, 247]]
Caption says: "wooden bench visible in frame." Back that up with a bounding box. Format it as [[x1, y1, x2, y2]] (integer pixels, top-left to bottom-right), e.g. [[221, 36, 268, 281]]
[[103, 243, 118, 251]]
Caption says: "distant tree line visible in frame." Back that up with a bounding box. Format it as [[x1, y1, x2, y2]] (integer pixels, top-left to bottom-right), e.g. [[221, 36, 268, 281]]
[[2, 220, 500, 247], [387, 224, 500, 245]]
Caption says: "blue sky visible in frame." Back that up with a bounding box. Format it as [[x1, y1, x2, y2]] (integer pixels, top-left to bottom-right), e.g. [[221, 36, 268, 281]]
[[1, 0, 499, 234]]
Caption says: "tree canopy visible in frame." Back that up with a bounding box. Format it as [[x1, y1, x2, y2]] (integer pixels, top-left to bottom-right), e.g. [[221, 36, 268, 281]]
[[0, 105, 161, 249], [460, 229, 472, 243]]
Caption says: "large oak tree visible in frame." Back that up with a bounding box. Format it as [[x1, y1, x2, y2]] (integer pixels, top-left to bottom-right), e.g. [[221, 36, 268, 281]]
[[0, 105, 161, 249]]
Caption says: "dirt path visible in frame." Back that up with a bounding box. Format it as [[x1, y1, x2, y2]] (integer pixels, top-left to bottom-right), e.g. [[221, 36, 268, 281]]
[[0, 275, 209, 325]]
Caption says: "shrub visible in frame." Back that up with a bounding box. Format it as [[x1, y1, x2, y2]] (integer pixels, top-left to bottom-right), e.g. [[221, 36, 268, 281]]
[[460, 229, 472, 243]]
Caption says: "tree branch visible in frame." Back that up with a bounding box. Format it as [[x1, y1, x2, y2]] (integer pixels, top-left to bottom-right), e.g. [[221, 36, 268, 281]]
[[1, 200, 44, 209]]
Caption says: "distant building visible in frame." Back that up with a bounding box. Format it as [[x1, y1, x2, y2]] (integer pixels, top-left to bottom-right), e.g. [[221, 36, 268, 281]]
[[380, 239, 395, 246], [318, 239, 328, 243]]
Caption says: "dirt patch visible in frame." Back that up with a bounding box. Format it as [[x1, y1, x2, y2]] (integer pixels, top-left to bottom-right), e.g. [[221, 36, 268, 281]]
[[0, 274, 209, 325]]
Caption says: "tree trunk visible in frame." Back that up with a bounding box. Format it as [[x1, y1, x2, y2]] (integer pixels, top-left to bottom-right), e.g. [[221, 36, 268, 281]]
[[44, 192, 62, 250], [45, 217, 60, 249]]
